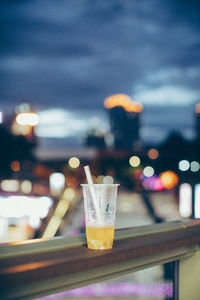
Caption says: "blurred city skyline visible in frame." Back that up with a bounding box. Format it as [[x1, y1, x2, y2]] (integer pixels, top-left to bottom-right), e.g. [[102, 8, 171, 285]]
[[0, 0, 200, 156]]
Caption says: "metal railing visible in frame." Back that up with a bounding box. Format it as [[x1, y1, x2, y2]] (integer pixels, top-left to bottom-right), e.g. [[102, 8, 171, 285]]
[[1, 219, 200, 300]]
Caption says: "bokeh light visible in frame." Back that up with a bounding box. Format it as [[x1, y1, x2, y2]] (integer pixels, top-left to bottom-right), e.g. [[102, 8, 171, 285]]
[[104, 94, 143, 113], [1, 180, 19, 192], [54, 200, 70, 218], [103, 176, 114, 184], [15, 102, 31, 114], [16, 112, 39, 126], [129, 156, 141, 167], [21, 180, 32, 194], [11, 161, 20, 172], [49, 173, 65, 192], [0, 195, 52, 220], [29, 215, 41, 228], [160, 171, 179, 189], [63, 187, 76, 202], [42, 215, 62, 238], [11, 121, 32, 136], [195, 103, 200, 114], [190, 161, 200, 172], [91, 175, 97, 183], [96, 175, 104, 184], [68, 157, 80, 169], [142, 175, 164, 191], [154, 177, 164, 191], [178, 160, 190, 171], [133, 168, 143, 179], [179, 183, 192, 218], [148, 148, 159, 160], [143, 166, 154, 177]]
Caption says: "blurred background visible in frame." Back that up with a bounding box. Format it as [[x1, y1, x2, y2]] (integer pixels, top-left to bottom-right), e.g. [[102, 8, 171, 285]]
[[0, 0, 200, 299]]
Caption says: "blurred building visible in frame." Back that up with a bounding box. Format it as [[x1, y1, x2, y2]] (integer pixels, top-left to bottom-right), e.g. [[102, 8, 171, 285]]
[[85, 133, 106, 149], [0, 103, 39, 178], [104, 94, 143, 150]]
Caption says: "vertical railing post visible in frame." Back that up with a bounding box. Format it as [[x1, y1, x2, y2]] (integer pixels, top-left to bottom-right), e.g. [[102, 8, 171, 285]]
[[179, 247, 200, 300], [173, 260, 179, 300]]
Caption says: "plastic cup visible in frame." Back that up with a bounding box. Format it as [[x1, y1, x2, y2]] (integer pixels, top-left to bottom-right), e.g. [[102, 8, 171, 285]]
[[82, 184, 119, 250]]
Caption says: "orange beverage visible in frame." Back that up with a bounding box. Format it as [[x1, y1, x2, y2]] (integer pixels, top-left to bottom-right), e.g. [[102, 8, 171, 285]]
[[86, 226, 114, 250]]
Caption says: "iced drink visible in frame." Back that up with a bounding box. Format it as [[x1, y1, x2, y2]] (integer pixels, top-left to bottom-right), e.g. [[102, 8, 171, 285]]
[[82, 184, 119, 250], [86, 226, 115, 249]]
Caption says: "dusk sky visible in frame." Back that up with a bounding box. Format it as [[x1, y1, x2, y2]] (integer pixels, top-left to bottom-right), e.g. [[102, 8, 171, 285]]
[[0, 0, 200, 157]]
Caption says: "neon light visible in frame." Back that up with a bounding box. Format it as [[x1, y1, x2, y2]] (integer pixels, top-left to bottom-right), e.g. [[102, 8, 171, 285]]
[[39, 282, 173, 299], [142, 175, 164, 191]]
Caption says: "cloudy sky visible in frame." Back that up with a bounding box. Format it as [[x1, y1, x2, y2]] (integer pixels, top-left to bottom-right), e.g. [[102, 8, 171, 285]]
[[0, 0, 200, 155]]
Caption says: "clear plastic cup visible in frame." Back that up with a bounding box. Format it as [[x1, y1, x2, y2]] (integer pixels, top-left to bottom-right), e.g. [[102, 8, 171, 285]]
[[82, 184, 119, 250]]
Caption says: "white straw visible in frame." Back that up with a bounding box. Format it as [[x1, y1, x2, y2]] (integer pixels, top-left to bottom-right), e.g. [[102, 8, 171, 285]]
[[84, 165, 103, 225], [84, 165, 94, 185]]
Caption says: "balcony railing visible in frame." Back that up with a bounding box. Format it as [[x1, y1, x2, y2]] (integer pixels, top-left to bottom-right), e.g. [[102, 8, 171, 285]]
[[0, 219, 200, 300]]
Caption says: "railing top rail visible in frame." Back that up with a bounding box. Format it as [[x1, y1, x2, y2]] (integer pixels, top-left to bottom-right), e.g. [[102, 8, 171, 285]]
[[1, 219, 200, 300], [0, 218, 197, 258]]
